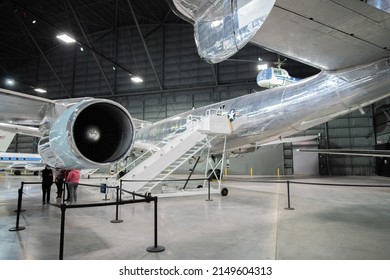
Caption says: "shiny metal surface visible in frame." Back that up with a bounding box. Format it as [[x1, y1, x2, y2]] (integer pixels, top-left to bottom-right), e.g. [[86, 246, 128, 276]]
[[0, 88, 54, 125], [39, 99, 135, 169], [193, 0, 275, 63], [168, 0, 390, 70], [135, 58, 390, 154]]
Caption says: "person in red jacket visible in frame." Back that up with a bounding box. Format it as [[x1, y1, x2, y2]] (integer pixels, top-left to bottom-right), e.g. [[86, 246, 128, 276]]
[[66, 169, 80, 204]]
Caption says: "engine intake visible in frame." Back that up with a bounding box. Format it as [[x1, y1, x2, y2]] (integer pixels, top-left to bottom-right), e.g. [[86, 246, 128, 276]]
[[38, 99, 135, 169]]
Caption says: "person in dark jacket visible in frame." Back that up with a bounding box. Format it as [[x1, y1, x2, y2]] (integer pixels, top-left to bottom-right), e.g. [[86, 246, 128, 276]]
[[41, 165, 53, 204], [54, 169, 66, 199]]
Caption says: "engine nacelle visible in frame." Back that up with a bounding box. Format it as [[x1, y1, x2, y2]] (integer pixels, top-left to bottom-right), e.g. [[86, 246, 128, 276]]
[[38, 99, 135, 169]]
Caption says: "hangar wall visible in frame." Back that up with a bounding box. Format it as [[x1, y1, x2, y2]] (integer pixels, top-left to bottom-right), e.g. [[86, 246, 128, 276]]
[[7, 23, 378, 176]]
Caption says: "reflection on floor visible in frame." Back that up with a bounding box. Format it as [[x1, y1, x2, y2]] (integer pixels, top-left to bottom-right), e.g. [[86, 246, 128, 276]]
[[1, 173, 390, 260]]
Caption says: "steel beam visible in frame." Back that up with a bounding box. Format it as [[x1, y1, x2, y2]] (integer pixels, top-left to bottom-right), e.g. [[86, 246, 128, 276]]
[[126, 0, 163, 91], [66, 0, 115, 95], [15, 13, 72, 98]]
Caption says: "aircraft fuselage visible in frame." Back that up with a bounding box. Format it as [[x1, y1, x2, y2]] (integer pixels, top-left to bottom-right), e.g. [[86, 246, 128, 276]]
[[135, 58, 390, 154]]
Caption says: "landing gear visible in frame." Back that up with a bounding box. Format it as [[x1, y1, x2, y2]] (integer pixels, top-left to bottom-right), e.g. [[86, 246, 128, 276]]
[[13, 170, 21, 176], [221, 187, 228, 196]]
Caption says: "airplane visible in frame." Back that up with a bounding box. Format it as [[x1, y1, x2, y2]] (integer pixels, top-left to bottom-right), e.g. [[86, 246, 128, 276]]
[[0, 152, 45, 175], [0, 0, 388, 194], [0, 129, 45, 175]]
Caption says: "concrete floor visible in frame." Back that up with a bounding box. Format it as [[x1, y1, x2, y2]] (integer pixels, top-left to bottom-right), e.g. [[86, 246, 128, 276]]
[[1, 173, 390, 260]]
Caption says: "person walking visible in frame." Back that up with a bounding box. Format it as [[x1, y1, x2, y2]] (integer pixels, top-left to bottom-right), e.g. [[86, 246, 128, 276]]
[[66, 169, 80, 204], [41, 165, 53, 205]]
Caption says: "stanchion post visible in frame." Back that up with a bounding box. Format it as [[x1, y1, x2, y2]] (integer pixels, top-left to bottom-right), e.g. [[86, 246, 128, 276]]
[[9, 183, 26, 231], [284, 180, 295, 210], [120, 180, 123, 201], [111, 186, 123, 223], [13, 181, 25, 213], [206, 178, 213, 201], [59, 203, 66, 260], [146, 196, 165, 253]]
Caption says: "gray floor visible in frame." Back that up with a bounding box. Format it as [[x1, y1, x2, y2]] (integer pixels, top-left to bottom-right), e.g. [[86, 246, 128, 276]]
[[1, 173, 390, 260]]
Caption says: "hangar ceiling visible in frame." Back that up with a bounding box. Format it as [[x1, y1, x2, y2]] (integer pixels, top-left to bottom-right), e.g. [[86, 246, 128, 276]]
[[0, 0, 320, 99], [0, 0, 182, 78]]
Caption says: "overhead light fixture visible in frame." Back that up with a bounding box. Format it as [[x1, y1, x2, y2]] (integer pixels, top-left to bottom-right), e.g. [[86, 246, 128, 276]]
[[5, 79, 15, 86], [131, 76, 143, 83], [113, 66, 116, 71], [34, 88, 47, 93], [80, 47, 84, 51], [56, 33, 76, 44], [257, 63, 268, 71], [32, 20, 37, 24]]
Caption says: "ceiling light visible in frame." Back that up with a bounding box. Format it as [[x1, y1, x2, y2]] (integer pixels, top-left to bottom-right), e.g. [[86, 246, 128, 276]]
[[5, 79, 15, 86], [257, 63, 268, 71], [113, 66, 116, 71], [131, 76, 143, 83], [34, 88, 47, 93], [56, 33, 76, 44], [80, 47, 84, 51], [32, 20, 37, 24]]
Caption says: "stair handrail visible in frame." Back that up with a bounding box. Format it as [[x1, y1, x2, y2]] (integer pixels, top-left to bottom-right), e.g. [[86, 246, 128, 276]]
[[107, 114, 204, 184]]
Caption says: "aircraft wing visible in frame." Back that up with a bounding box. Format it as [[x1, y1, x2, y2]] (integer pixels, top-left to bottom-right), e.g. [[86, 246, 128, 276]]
[[168, 0, 390, 70], [0, 88, 55, 125], [297, 148, 390, 158], [251, 0, 390, 70], [261, 135, 319, 146]]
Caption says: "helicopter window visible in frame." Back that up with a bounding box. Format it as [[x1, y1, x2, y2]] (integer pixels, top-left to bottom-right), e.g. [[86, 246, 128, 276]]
[[274, 69, 282, 75]]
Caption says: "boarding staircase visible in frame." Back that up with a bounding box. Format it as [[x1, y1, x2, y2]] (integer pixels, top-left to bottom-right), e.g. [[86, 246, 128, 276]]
[[107, 109, 231, 194]]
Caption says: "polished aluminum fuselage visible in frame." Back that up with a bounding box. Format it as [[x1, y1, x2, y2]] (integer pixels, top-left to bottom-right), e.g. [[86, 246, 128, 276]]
[[135, 58, 390, 154]]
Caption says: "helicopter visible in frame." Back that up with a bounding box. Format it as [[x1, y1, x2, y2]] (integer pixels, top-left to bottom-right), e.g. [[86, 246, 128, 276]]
[[256, 57, 300, 88]]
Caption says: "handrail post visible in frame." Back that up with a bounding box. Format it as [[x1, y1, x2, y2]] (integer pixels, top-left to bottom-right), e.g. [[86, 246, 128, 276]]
[[284, 180, 295, 210], [111, 186, 123, 223], [146, 196, 165, 253], [9, 182, 26, 231]]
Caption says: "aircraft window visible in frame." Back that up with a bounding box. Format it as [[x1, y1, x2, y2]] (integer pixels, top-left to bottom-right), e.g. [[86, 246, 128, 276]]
[[16, 158, 19, 160], [0, 157, 2, 160], [274, 69, 282, 75]]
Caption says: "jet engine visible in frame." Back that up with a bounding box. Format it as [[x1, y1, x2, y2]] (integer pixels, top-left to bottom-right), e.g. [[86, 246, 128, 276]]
[[38, 99, 135, 169]]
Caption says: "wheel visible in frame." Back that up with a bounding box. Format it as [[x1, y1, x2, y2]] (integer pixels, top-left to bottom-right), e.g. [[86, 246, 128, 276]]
[[197, 185, 203, 189], [221, 187, 228, 196], [207, 169, 214, 180], [14, 170, 21, 176], [33, 171, 39, 176]]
